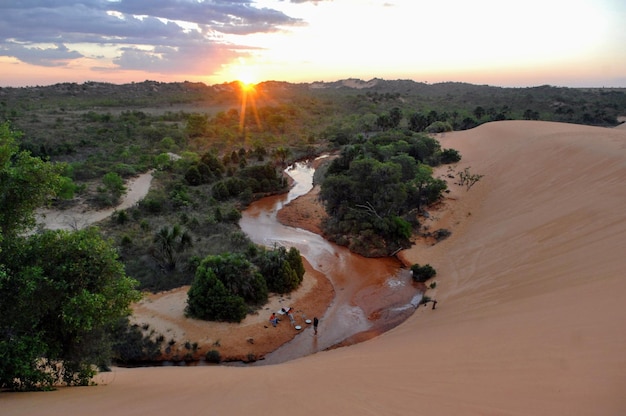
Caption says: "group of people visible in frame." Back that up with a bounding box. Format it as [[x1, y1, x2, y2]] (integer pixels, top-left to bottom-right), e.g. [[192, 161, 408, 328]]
[[269, 308, 319, 334]]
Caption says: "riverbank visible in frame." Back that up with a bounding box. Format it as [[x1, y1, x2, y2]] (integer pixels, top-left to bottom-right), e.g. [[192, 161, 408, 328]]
[[130, 257, 334, 363], [6, 120, 626, 415]]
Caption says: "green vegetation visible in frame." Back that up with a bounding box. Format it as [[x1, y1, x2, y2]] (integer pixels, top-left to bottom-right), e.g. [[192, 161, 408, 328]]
[[1, 79, 624, 374], [186, 245, 305, 323], [411, 264, 437, 283], [320, 131, 449, 256], [0, 123, 140, 390]]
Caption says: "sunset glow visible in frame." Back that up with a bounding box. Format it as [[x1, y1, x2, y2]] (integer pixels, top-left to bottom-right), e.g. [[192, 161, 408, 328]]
[[238, 79, 261, 134], [0, 1, 624, 87]]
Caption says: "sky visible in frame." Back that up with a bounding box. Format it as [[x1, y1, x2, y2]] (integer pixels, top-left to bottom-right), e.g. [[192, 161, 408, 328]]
[[1, 0, 625, 88]]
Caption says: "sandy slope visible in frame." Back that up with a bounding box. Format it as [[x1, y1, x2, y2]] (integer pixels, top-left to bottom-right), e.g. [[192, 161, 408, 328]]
[[4, 120, 626, 415]]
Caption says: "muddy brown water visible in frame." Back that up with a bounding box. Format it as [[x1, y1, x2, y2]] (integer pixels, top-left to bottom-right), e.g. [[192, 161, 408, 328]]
[[239, 159, 421, 365]]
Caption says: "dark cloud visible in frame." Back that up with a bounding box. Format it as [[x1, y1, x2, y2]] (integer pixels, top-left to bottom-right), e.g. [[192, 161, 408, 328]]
[[0, 0, 301, 73], [0, 43, 83, 67], [111, 0, 300, 34], [112, 43, 240, 75]]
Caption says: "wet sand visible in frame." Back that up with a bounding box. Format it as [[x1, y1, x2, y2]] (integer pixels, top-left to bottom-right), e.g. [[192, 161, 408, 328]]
[[5, 120, 626, 415]]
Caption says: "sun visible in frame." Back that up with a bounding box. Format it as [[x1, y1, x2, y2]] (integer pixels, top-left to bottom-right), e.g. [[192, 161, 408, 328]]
[[236, 68, 258, 91], [238, 79, 256, 92], [235, 66, 262, 133]]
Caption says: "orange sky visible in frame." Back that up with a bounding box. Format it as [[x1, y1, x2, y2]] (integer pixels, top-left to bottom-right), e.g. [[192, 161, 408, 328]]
[[0, 0, 624, 88]]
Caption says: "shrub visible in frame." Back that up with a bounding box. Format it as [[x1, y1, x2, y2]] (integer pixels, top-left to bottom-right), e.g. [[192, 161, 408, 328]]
[[185, 269, 248, 323], [411, 263, 437, 283], [254, 246, 304, 294], [115, 209, 129, 224], [433, 228, 451, 241], [110, 318, 163, 364], [425, 121, 453, 133], [440, 148, 461, 164], [205, 349, 221, 364]]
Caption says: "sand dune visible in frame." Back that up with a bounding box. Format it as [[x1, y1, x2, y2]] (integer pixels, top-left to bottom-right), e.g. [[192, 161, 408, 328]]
[[4, 120, 626, 415]]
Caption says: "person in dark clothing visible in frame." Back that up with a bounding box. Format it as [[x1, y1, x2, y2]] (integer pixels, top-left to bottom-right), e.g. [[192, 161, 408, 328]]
[[432, 300, 438, 310], [313, 317, 319, 334]]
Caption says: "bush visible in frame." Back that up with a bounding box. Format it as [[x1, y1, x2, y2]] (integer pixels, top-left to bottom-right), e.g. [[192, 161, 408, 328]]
[[425, 121, 453, 133], [440, 148, 461, 164], [254, 246, 304, 294], [185, 269, 248, 323], [411, 263, 437, 283], [205, 349, 221, 364]]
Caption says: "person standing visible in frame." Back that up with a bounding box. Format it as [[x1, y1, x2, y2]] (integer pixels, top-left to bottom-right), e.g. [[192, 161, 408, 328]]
[[313, 317, 319, 334]]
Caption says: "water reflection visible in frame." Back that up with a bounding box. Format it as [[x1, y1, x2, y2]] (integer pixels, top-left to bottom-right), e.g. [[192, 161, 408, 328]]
[[239, 158, 421, 365]]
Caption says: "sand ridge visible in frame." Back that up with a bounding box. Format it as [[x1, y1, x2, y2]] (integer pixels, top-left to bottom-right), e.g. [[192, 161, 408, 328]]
[[4, 120, 626, 415]]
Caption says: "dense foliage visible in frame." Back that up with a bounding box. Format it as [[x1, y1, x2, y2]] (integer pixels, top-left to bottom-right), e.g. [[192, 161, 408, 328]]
[[186, 246, 305, 322], [0, 124, 140, 390], [320, 130, 449, 256], [411, 264, 437, 283], [1, 79, 624, 368]]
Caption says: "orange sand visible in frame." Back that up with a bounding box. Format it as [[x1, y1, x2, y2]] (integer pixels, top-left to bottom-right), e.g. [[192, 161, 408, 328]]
[[4, 120, 626, 415]]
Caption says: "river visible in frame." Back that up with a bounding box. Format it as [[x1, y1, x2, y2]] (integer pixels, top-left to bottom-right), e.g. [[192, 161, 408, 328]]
[[240, 159, 422, 365], [37, 161, 421, 365]]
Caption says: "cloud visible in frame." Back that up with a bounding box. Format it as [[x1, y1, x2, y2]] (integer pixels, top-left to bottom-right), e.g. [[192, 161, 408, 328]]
[[112, 43, 240, 75], [282, 0, 333, 3], [111, 0, 301, 35], [0, 0, 301, 74], [0, 43, 83, 67]]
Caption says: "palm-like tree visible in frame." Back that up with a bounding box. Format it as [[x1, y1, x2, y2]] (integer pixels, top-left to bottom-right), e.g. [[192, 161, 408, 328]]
[[151, 224, 192, 271]]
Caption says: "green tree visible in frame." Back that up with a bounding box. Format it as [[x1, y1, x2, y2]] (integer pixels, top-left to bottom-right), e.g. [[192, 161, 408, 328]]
[[408, 112, 429, 132], [101, 172, 126, 205], [0, 124, 140, 390], [150, 225, 192, 272], [389, 107, 402, 128], [410, 164, 447, 211], [186, 267, 248, 323], [272, 146, 290, 167], [185, 113, 208, 137], [255, 245, 304, 294], [0, 228, 140, 390], [199, 253, 268, 305], [0, 122, 66, 238], [473, 106, 486, 120]]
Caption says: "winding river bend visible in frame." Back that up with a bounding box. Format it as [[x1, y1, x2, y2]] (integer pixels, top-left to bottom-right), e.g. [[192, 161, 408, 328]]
[[240, 159, 421, 365]]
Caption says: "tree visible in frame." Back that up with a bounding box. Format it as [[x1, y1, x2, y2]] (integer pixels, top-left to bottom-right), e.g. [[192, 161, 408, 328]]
[[473, 106, 486, 120], [198, 253, 268, 305], [408, 112, 429, 132], [185, 113, 208, 137], [186, 267, 248, 323], [272, 146, 290, 167], [255, 245, 304, 294], [100, 172, 126, 206], [0, 122, 66, 238], [389, 107, 402, 128], [150, 225, 193, 271], [0, 124, 140, 390], [0, 228, 140, 390], [415, 163, 448, 208]]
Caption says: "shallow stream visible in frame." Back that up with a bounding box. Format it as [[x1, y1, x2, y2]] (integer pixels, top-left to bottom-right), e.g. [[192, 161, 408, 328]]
[[239, 159, 421, 365]]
